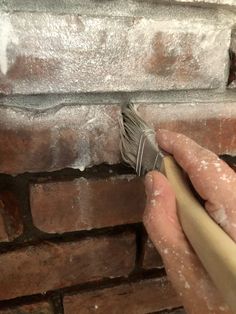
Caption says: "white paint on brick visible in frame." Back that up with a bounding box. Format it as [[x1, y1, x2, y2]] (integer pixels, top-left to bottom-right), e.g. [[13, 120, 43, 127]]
[[0, 13, 18, 75], [0, 12, 231, 94]]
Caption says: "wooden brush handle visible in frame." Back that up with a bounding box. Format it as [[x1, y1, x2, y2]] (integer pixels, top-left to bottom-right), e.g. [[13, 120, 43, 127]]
[[161, 155, 236, 313]]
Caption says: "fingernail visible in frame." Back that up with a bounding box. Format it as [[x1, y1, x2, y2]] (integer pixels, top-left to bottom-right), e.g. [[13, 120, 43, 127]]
[[145, 173, 153, 196]]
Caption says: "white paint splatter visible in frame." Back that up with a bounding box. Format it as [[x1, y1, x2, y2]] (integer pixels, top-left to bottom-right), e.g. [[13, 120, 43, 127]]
[[153, 190, 160, 196], [220, 174, 231, 183], [184, 281, 191, 289], [199, 160, 209, 170], [0, 13, 19, 75], [150, 199, 156, 207], [163, 248, 169, 254], [211, 208, 228, 227], [94, 305, 98, 310], [219, 305, 228, 312]]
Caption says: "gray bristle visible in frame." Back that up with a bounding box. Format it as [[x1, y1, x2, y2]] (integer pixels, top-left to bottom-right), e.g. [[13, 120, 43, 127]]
[[120, 104, 154, 170]]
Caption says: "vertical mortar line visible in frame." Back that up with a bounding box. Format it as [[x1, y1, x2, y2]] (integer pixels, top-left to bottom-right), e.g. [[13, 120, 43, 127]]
[[134, 223, 146, 271], [14, 174, 43, 242], [50, 292, 64, 314], [227, 49, 236, 86]]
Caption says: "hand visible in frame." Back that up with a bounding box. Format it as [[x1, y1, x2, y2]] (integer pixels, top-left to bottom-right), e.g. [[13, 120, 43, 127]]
[[143, 129, 236, 314]]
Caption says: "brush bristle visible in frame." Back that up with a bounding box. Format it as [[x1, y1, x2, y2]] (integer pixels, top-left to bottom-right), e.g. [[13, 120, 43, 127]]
[[120, 104, 160, 174]]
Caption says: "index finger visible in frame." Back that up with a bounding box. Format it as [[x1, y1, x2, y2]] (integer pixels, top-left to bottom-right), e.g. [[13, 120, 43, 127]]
[[156, 129, 236, 241]]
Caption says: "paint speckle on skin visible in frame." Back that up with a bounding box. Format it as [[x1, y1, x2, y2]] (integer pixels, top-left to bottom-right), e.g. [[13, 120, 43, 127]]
[[153, 190, 160, 196], [211, 207, 228, 227], [184, 281, 191, 289], [150, 199, 156, 207], [163, 248, 169, 254], [94, 305, 98, 310], [220, 174, 232, 183], [198, 160, 209, 171], [0, 13, 19, 75], [219, 305, 229, 312]]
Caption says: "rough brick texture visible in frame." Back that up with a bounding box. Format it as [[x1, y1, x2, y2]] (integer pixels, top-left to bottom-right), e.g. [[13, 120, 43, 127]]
[[142, 237, 163, 270], [0, 0, 235, 311], [0, 105, 120, 174], [63, 277, 181, 314], [0, 12, 230, 95], [161, 0, 236, 7], [30, 176, 145, 234], [0, 0, 234, 14], [0, 302, 53, 314], [0, 102, 235, 174], [0, 191, 22, 242], [0, 232, 135, 300]]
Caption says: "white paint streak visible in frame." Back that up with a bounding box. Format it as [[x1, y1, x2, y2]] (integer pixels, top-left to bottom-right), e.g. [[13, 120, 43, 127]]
[[0, 13, 18, 75]]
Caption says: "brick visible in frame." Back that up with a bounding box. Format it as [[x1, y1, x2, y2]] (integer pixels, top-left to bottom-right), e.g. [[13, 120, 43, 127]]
[[142, 237, 163, 270], [30, 176, 145, 234], [63, 277, 181, 314], [0, 302, 53, 314], [160, 0, 236, 7], [0, 102, 236, 175], [137, 103, 236, 156], [0, 0, 235, 14], [0, 232, 135, 300], [0, 12, 230, 95], [0, 105, 120, 174], [0, 191, 23, 242]]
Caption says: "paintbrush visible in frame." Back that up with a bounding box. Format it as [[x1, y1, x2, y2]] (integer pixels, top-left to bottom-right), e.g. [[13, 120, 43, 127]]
[[120, 104, 236, 313]]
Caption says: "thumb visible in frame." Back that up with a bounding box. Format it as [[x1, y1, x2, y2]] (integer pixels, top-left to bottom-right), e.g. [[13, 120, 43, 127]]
[[143, 171, 187, 254]]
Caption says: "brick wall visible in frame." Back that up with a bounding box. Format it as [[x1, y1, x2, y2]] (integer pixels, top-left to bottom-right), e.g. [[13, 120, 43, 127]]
[[0, 0, 236, 313]]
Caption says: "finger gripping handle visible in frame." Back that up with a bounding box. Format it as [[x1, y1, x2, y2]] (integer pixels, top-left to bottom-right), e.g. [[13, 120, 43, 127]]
[[161, 155, 236, 313]]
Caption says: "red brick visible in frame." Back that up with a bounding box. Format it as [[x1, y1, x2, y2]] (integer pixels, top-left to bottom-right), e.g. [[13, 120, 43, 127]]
[[0, 232, 135, 300], [63, 277, 181, 314], [142, 237, 163, 270], [0, 105, 120, 174], [137, 103, 236, 156], [0, 102, 235, 175], [30, 176, 145, 233], [0, 13, 229, 95], [0, 191, 23, 242], [0, 302, 53, 314]]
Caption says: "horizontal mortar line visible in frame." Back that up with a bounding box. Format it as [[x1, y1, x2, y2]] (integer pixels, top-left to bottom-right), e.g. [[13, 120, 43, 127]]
[[1, 90, 236, 108], [0, 223, 143, 254], [0, 7, 223, 17], [0, 268, 166, 309], [23, 164, 135, 183], [1, 155, 234, 183], [0, 163, 135, 184], [147, 306, 185, 314]]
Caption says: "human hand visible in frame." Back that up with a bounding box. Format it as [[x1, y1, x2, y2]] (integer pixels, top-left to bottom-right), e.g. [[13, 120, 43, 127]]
[[143, 129, 236, 314]]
